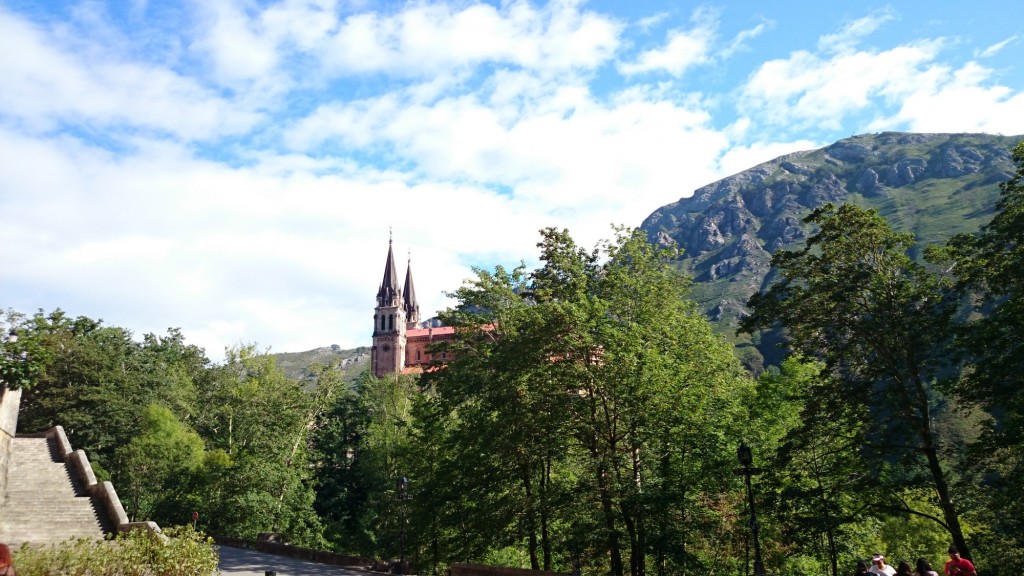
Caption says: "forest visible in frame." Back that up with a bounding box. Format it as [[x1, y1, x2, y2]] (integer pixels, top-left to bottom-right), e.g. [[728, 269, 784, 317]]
[[1, 142, 1022, 576]]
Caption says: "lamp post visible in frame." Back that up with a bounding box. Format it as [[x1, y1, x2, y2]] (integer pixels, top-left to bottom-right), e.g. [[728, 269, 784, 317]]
[[395, 476, 412, 574], [3, 330, 26, 361], [2, 329, 29, 388], [735, 443, 766, 576]]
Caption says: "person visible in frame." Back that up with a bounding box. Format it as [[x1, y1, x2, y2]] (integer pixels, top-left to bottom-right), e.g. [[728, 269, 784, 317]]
[[895, 561, 914, 576], [0, 543, 15, 576], [944, 546, 977, 576], [916, 558, 940, 576], [870, 554, 897, 576], [856, 560, 871, 576]]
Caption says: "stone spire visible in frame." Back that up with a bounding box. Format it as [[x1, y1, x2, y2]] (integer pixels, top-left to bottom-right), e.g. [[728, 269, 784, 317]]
[[403, 253, 420, 325], [377, 237, 401, 307]]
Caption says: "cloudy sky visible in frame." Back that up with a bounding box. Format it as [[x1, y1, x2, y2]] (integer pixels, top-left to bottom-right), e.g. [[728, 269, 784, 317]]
[[1, 0, 1023, 360]]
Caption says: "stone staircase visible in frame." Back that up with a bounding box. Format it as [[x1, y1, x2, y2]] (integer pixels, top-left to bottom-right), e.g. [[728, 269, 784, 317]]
[[0, 435, 111, 546]]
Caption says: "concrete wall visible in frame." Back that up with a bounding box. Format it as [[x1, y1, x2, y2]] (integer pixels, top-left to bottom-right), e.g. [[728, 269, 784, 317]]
[[0, 386, 23, 496]]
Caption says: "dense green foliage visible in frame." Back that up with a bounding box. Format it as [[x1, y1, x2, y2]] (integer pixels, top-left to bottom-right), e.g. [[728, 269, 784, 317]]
[[932, 141, 1024, 572], [11, 526, 218, 576], [737, 141, 1024, 576], [404, 228, 753, 576], [741, 203, 972, 557]]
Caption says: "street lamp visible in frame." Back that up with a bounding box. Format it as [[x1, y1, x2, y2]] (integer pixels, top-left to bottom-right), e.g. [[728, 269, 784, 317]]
[[2, 329, 29, 389], [395, 476, 412, 574], [735, 443, 766, 576], [3, 330, 27, 361]]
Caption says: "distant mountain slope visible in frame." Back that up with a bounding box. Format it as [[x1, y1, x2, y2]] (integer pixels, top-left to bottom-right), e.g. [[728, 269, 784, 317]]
[[273, 345, 370, 384], [640, 132, 1022, 369]]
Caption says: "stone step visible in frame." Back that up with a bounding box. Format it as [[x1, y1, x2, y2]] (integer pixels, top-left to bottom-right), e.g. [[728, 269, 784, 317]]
[[0, 436, 108, 547]]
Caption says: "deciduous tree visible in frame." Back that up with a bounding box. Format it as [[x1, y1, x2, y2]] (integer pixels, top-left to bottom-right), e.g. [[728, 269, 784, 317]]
[[741, 203, 971, 557], [419, 227, 751, 576]]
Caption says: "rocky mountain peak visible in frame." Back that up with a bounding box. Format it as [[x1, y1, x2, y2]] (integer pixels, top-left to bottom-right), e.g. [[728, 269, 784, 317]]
[[639, 132, 1022, 369]]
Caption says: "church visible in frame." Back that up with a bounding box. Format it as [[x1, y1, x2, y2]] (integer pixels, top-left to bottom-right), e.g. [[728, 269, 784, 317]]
[[371, 239, 455, 377]]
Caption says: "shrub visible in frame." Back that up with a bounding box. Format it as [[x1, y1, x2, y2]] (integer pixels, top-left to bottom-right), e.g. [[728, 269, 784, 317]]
[[11, 525, 218, 576]]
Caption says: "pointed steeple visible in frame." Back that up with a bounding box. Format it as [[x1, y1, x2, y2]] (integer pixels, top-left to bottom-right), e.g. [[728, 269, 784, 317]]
[[403, 253, 420, 324], [377, 237, 401, 307]]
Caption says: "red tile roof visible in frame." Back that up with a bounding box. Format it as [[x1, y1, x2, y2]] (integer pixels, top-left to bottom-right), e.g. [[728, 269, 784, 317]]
[[406, 326, 456, 338]]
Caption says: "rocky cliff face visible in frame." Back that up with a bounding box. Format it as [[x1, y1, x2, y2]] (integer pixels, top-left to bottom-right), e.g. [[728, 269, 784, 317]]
[[640, 132, 1021, 369]]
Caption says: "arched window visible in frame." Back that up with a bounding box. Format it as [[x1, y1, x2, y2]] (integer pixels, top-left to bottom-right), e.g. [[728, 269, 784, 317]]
[[380, 315, 385, 331], [389, 314, 394, 330], [416, 350, 421, 360]]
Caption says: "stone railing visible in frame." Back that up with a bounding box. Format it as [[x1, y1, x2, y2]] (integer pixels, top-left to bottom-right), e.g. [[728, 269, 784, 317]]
[[40, 425, 160, 536], [448, 564, 571, 576], [213, 535, 373, 568], [0, 386, 21, 496]]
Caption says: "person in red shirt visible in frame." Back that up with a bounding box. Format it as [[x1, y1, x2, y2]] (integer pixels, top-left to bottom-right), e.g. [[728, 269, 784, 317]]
[[0, 543, 15, 576], [944, 546, 977, 576]]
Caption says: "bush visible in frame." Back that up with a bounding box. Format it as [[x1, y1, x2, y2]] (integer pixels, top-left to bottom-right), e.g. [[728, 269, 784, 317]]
[[12, 525, 218, 576]]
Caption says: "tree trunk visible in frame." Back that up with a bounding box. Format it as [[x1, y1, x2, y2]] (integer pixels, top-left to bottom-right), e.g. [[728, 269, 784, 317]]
[[621, 504, 639, 576], [922, 431, 970, 558], [909, 373, 971, 559], [541, 459, 552, 571], [599, 469, 624, 576], [522, 466, 540, 570]]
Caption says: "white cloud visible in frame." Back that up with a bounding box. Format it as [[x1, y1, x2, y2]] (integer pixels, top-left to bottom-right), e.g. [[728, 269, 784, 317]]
[[189, 0, 281, 82], [869, 62, 1024, 134], [618, 8, 716, 77], [740, 39, 945, 131], [283, 80, 729, 254], [619, 27, 712, 77], [976, 35, 1018, 58], [318, 0, 621, 76], [817, 8, 896, 54], [0, 8, 260, 140]]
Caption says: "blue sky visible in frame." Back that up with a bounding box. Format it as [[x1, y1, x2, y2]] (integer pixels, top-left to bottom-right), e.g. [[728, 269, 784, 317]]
[[1, 0, 1022, 359]]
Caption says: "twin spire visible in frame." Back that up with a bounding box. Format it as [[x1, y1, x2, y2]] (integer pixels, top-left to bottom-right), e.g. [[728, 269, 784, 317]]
[[376, 237, 420, 323]]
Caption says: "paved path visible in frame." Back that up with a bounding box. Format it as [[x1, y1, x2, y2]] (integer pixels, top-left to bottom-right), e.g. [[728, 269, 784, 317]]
[[217, 545, 372, 576]]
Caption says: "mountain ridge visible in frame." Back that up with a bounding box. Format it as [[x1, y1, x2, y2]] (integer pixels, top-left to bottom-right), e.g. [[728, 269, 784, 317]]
[[640, 131, 1023, 369]]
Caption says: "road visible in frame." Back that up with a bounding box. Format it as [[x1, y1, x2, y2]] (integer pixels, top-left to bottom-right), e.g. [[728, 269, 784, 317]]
[[217, 545, 373, 576]]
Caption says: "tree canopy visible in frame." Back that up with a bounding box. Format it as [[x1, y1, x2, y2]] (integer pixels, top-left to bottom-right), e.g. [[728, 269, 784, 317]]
[[410, 227, 753, 576]]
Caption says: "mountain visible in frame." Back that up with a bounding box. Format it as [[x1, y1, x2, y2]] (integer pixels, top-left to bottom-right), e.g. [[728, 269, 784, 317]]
[[273, 345, 370, 385], [639, 132, 1023, 370]]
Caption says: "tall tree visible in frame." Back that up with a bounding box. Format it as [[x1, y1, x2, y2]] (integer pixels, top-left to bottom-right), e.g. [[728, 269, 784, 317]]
[[116, 403, 205, 521], [938, 140, 1024, 572], [314, 370, 421, 557], [192, 345, 325, 545], [756, 358, 870, 576], [741, 203, 971, 557], [419, 227, 751, 576]]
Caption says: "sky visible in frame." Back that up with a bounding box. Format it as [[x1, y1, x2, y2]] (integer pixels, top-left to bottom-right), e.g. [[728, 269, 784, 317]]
[[1, 0, 1023, 361]]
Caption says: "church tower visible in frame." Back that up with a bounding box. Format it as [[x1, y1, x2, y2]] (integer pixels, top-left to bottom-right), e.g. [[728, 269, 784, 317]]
[[372, 238, 407, 377], [403, 256, 420, 327]]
